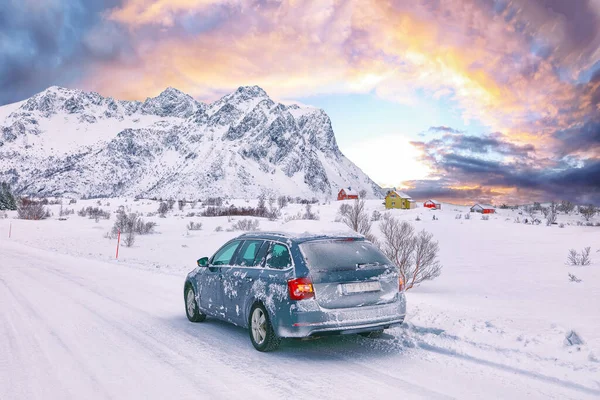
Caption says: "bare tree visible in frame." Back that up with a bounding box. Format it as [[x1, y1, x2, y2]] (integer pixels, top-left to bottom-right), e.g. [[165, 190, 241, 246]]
[[559, 200, 575, 214], [339, 199, 374, 241], [123, 229, 135, 247], [579, 204, 596, 221], [378, 214, 441, 290]]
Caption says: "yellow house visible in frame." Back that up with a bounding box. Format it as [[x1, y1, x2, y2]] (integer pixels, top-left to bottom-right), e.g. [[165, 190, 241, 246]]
[[385, 190, 416, 209]]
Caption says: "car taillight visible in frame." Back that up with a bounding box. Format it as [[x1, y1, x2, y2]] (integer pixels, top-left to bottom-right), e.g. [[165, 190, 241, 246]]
[[288, 277, 314, 301], [399, 277, 405, 292]]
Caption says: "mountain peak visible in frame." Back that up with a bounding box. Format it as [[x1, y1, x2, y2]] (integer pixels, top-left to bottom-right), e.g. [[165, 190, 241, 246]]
[[233, 85, 269, 100], [157, 87, 188, 98]]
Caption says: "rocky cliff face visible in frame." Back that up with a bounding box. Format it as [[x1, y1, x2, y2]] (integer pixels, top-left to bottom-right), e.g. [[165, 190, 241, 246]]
[[0, 85, 382, 199]]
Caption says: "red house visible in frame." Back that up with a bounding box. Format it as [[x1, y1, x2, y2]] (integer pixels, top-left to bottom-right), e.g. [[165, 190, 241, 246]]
[[337, 187, 359, 201], [470, 204, 496, 214], [424, 199, 441, 209]]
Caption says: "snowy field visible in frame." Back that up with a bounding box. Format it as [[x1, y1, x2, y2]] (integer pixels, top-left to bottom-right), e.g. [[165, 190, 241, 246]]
[[1, 198, 599, 399]]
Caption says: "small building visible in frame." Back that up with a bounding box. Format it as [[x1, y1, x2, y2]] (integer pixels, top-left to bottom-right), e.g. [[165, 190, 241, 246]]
[[470, 204, 496, 214], [424, 199, 441, 210], [337, 187, 359, 201], [385, 190, 416, 209]]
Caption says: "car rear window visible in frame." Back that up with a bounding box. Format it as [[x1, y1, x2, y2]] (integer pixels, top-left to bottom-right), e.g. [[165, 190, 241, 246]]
[[299, 240, 393, 271]]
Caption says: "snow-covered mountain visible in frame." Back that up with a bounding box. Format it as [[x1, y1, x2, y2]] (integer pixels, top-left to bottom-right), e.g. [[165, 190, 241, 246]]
[[0, 85, 382, 199]]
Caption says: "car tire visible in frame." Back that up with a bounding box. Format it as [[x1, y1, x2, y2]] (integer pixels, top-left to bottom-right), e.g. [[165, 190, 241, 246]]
[[249, 303, 281, 352], [185, 286, 206, 323], [359, 329, 384, 338]]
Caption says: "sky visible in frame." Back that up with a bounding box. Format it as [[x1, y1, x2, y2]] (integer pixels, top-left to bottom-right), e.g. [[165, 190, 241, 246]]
[[0, 0, 599, 205]]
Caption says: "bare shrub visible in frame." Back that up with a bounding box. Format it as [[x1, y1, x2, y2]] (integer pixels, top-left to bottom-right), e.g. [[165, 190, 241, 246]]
[[464, 213, 470, 220], [190, 200, 198, 209], [371, 210, 382, 221], [109, 212, 155, 244], [203, 197, 224, 207], [59, 206, 75, 216], [187, 221, 203, 231], [17, 198, 50, 220], [568, 273, 582, 283], [481, 215, 489, 220], [77, 206, 110, 220], [123, 229, 135, 247], [158, 202, 169, 217], [231, 218, 260, 231], [581, 247, 592, 266], [579, 204, 596, 222], [359, 189, 367, 198], [455, 214, 462, 219], [415, 215, 421, 221], [167, 199, 175, 210], [277, 195, 289, 209], [302, 204, 319, 220], [69, 199, 77, 205], [214, 226, 223, 232], [378, 214, 442, 290], [178, 200, 186, 211], [559, 223, 565, 228], [567, 247, 592, 266]]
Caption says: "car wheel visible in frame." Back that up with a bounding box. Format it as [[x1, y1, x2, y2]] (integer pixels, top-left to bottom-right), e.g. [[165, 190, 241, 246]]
[[185, 286, 206, 323], [249, 303, 281, 352], [359, 329, 384, 338]]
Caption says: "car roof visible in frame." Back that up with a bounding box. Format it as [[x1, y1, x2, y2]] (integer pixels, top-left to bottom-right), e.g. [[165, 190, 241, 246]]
[[236, 231, 365, 244]]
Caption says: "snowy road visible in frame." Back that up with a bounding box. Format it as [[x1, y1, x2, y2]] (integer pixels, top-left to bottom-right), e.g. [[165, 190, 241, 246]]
[[1, 240, 598, 400]]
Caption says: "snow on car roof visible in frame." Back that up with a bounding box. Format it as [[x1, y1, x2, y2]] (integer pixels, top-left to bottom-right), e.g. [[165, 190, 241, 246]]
[[237, 231, 365, 243]]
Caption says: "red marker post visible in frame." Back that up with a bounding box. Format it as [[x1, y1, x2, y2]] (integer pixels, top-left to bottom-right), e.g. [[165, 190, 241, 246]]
[[115, 229, 121, 259]]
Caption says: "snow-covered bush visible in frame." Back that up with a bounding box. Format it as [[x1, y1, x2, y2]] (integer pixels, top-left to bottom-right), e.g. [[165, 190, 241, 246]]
[[17, 198, 50, 220], [378, 214, 442, 290], [231, 218, 260, 231], [567, 247, 592, 266], [187, 221, 202, 231], [59, 206, 75, 216], [543, 202, 558, 226]]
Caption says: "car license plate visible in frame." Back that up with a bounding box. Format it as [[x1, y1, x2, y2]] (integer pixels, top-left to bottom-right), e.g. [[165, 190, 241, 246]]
[[342, 281, 381, 294]]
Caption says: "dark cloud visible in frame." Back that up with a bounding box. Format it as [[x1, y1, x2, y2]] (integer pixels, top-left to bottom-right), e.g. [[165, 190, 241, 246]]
[[410, 130, 600, 205], [427, 126, 462, 134], [0, 0, 130, 105]]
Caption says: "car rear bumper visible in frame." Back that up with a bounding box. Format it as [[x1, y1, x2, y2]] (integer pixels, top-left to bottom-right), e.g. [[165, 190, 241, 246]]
[[275, 293, 407, 338]]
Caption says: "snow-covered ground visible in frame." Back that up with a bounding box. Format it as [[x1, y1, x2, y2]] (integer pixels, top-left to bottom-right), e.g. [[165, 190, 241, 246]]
[[1, 199, 599, 399]]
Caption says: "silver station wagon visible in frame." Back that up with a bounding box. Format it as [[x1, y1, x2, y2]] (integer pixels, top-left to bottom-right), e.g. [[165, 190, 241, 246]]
[[184, 232, 406, 351]]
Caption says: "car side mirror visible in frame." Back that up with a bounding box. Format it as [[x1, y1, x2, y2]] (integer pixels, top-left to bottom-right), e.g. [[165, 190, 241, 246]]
[[197, 257, 209, 267]]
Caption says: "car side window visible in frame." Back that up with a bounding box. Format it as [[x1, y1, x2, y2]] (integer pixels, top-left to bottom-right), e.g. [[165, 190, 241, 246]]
[[235, 240, 264, 266], [211, 241, 242, 266], [266, 243, 292, 270]]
